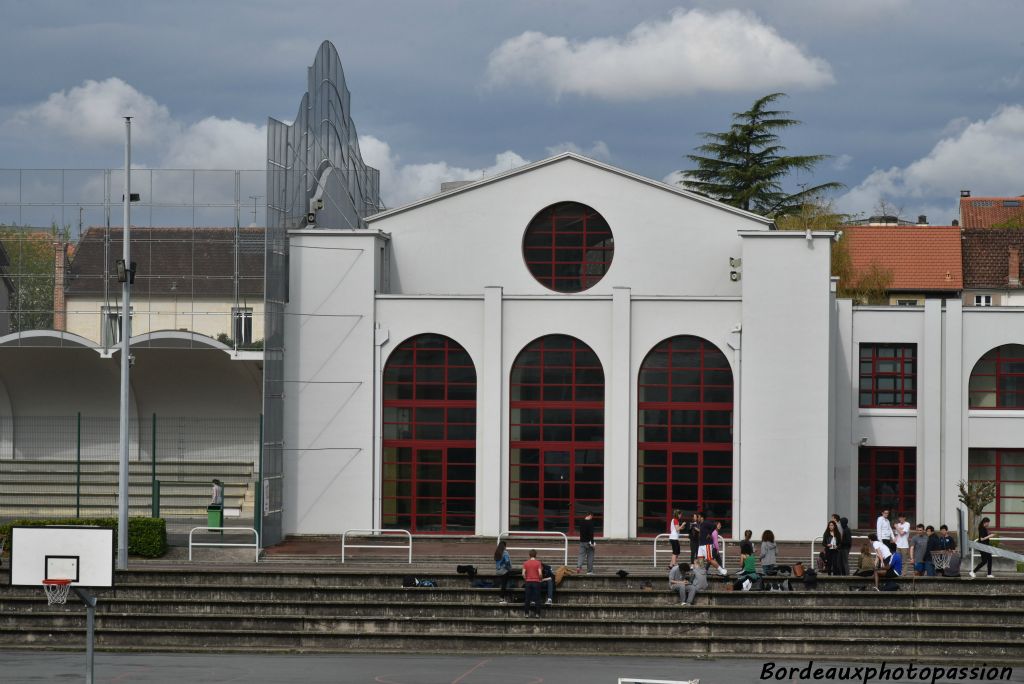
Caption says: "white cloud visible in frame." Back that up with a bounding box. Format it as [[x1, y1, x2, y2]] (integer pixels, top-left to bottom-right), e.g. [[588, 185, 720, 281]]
[[832, 154, 853, 171], [8, 77, 265, 169], [12, 77, 179, 147], [545, 141, 611, 161], [359, 134, 529, 208], [163, 117, 266, 170], [485, 8, 833, 100], [837, 105, 1024, 220]]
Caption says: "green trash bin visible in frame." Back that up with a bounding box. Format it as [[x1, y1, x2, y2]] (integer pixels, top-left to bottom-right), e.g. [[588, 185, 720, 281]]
[[207, 504, 223, 529]]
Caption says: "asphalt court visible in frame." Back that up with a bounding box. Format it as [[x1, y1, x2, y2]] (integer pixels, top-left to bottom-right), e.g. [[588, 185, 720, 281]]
[[4, 652, 1023, 684]]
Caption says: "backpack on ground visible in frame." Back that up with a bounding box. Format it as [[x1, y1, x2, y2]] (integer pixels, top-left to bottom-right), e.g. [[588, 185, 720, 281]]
[[880, 580, 900, 591], [456, 564, 478, 577], [942, 554, 962, 577], [470, 579, 494, 588], [802, 569, 818, 590], [402, 576, 418, 587]]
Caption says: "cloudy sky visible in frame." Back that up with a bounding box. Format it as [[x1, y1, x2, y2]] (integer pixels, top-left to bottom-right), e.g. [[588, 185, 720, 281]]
[[2, 0, 1023, 224]]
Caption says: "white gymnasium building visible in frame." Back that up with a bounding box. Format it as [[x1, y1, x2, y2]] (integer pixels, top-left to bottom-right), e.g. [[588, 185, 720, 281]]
[[278, 151, 1024, 542]]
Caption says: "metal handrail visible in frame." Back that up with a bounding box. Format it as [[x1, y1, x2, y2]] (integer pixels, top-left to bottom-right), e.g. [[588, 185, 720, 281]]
[[341, 528, 412, 564], [810, 534, 868, 567], [497, 530, 568, 566], [970, 536, 1024, 574], [188, 526, 260, 563]]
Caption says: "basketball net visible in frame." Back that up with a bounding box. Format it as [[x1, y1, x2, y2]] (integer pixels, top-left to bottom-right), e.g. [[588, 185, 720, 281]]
[[42, 579, 72, 605]]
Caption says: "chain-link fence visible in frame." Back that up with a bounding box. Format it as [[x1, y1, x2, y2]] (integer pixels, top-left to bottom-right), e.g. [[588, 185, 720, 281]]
[[0, 414, 260, 536]]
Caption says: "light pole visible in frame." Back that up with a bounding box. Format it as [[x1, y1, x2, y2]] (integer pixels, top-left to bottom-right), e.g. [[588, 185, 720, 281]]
[[117, 117, 133, 570]]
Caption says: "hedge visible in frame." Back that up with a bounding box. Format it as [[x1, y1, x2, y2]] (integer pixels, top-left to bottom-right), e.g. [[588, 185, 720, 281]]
[[0, 517, 167, 558]]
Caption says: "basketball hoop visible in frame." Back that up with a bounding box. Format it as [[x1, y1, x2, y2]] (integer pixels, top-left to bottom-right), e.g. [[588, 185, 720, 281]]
[[931, 551, 951, 570], [42, 579, 72, 605]]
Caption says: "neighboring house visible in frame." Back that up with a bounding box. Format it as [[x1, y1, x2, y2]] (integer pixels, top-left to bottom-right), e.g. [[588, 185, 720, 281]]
[[63, 227, 265, 348], [959, 191, 1024, 228], [844, 225, 963, 305], [0, 241, 14, 335], [962, 228, 1024, 306]]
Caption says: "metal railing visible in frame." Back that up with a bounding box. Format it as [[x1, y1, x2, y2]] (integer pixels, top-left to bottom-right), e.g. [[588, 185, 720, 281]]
[[810, 535, 868, 567], [188, 526, 260, 563], [497, 530, 568, 566], [341, 528, 412, 563], [970, 536, 1024, 574]]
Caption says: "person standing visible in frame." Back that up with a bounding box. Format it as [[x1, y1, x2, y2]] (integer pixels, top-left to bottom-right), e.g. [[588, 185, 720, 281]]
[[876, 509, 896, 554], [837, 516, 852, 575], [894, 514, 911, 566], [759, 530, 777, 576], [970, 517, 995, 579], [923, 525, 938, 576], [668, 509, 682, 568], [522, 549, 543, 618], [494, 541, 513, 604], [822, 520, 842, 575], [909, 524, 929, 576], [577, 511, 596, 575], [686, 513, 700, 563], [698, 512, 727, 576]]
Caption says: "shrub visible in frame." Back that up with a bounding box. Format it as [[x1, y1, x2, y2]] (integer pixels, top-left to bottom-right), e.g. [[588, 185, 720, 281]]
[[0, 517, 167, 559]]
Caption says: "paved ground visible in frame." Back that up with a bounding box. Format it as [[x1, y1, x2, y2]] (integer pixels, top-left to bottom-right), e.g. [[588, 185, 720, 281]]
[[4, 652, 1022, 684]]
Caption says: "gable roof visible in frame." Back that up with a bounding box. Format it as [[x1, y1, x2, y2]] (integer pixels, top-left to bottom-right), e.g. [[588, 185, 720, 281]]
[[66, 227, 264, 297], [962, 228, 1024, 289], [365, 152, 776, 227], [845, 225, 963, 291], [959, 196, 1024, 228]]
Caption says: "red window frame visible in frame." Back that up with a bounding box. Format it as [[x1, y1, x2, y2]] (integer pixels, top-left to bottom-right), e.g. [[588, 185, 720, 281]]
[[637, 336, 733, 536], [969, 344, 1024, 409], [382, 334, 476, 533], [859, 343, 917, 408], [969, 449, 1024, 530], [522, 202, 613, 293], [510, 335, 604, 534], [857, 446, 916, 528]]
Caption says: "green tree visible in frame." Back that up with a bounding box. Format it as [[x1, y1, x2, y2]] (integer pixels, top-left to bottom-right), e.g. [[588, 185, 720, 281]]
[[681, 93, 843, 217], [0, 222, 69, 332]]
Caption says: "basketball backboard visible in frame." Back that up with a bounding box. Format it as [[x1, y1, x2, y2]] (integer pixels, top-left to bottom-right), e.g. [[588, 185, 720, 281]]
[[9, 526, 114, 588]]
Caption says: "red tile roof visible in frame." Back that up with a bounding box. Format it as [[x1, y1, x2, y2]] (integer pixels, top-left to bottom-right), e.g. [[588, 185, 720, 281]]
[[845, 225, 963, 291], [960, 196, 1024, 228]]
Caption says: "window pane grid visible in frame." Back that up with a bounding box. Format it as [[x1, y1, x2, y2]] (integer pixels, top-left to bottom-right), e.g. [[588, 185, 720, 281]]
[[510, 335, 604, 534], [970, 345, 1024, 409], [968, 449, 1024, 529], [859, 343, 917, 408], [637, 336, 734, 536], [382, 335, 477, 533], [857, 447, 916, 527], [523, 202, 614, 293]]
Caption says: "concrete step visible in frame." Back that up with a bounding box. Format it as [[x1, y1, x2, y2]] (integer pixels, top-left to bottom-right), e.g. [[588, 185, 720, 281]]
[[2, 625, 1022, 660]]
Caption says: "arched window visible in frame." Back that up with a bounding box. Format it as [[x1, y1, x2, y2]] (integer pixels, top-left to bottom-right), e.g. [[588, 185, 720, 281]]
[[382, 334, 476, 533], [522, 202, 613, 293], [510, 335, 604, 533], [969, 344, 1024, 409], [637, 336, 733, 535]]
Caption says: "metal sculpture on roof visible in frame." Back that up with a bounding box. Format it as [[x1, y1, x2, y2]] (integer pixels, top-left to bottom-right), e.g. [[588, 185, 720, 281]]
[[267, 40, 382, 230]]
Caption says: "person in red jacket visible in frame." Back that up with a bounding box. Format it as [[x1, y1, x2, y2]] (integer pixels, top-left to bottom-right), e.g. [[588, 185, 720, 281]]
[[522, 549, 543, 618]]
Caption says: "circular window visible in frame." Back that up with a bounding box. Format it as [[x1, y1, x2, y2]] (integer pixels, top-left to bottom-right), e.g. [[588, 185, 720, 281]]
[[522, 202, 614, 292]]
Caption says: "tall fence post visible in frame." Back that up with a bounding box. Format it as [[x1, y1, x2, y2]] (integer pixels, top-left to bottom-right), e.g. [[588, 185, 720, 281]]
[[76, 412, 81, 518], [255, 414, 263, 537], [150, 413, 157, 518]]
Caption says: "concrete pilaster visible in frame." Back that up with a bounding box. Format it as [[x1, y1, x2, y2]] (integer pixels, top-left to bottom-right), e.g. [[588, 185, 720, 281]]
[[605, 287, 631, 537], [477, 286, 504, 536]]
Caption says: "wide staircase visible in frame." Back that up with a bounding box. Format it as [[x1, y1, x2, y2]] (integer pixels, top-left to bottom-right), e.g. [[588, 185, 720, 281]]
[[1, 561, 1022, 660], [0, 459, 253, 532]]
